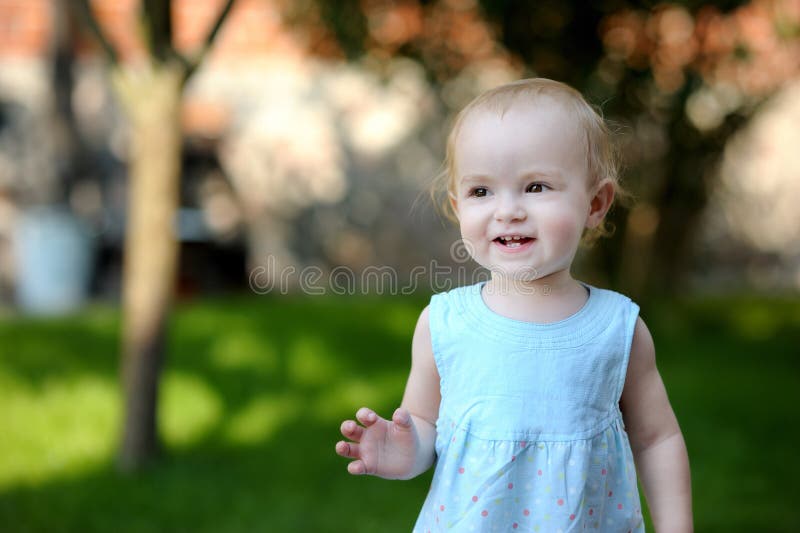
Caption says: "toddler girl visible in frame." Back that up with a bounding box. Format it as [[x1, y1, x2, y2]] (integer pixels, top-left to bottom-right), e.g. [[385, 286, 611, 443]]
[[335, 78, 692, 532]]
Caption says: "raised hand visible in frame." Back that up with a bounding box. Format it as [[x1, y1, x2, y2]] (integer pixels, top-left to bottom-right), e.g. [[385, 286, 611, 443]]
[[335, 406, 423, 480]]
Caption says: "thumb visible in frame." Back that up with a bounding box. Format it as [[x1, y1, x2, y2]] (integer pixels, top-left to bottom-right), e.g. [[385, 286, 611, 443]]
[[392, 407, 413, 429]]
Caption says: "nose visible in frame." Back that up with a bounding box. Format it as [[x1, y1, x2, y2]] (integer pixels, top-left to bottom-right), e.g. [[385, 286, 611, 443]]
[[494, 193, 527, 222]]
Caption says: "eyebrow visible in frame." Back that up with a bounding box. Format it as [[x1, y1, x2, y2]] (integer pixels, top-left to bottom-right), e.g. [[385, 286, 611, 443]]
[[460, 170, 563, 183], [460, 174, 493, 184]]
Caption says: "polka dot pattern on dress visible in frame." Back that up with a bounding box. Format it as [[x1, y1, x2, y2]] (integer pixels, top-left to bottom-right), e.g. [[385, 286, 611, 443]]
[[410, 284, 645, 533]]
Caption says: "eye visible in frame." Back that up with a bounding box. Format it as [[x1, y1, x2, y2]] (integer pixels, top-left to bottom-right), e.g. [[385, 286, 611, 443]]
[[526, 182, 549, 193], [469, 187, 489, 198]]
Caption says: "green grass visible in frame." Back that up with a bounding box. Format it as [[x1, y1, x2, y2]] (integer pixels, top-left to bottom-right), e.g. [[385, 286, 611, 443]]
[[0, 292, 798, 532]]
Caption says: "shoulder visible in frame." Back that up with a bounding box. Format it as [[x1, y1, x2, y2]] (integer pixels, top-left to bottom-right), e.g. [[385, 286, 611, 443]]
[[410, 305, 439, 379], [415, 304, 431, 333], [627, 317, 657, 379], [431, 282, 481, 302], [429, 282, 482, 316], [586, 284, 638, 310], [589, 286, 653, 380], [412, 305, 433, 357], [620, 318, 658, 414], [581, 284, 641, 343], [428, 283, 479, 322]]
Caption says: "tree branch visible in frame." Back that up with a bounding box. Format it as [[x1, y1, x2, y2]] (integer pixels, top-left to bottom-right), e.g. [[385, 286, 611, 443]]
[[141, 0, 173, 63], [182, 0, 237, 81], [72, 0, 119, 66]]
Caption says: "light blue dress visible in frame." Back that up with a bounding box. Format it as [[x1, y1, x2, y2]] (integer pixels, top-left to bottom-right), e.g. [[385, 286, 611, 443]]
[[413, 282, 645, 533]]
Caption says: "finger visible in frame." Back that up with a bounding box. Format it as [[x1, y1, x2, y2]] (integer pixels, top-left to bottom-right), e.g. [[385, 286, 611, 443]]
[[347, 459, 367, 475], [355, 407, 379, 427], [335, 440, 360, 459], [392, 407, 413, 429], [340, 420, 364, 442]]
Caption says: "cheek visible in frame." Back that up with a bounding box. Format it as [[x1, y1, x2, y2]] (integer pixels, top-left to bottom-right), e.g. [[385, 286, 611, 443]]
[[457, 207, 487, 237], [459, 220, 485, 251], [542, 211, 585, 245]]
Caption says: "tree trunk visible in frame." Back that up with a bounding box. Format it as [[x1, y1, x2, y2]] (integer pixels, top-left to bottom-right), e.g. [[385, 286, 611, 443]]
[[115, 63, 185, 471]]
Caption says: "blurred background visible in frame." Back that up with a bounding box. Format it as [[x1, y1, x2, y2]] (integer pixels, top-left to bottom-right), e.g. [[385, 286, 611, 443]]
[[0, 0, 798, 531]]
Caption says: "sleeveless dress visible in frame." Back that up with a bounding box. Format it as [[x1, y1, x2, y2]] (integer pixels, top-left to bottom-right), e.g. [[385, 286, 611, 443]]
[[413, 282, 644, 533]]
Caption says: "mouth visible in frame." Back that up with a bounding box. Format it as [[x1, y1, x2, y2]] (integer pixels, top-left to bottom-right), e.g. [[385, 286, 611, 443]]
[[493, 235, 535, 249]]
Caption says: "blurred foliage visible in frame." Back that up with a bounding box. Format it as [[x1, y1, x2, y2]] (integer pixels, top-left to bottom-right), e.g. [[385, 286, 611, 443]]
[[5, 0, 798, 300], [289, 0, 800, 297], [1, 294, 798, 531]]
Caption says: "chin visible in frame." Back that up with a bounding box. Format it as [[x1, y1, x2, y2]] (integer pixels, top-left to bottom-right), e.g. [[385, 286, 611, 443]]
[[488, 267, 541, 283]]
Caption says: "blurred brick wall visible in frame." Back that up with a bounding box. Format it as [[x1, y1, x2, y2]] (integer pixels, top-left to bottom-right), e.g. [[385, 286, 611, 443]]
[[0, 0, 300, 61], [0, 0, 306, 138], [0, 0, 51, 57]]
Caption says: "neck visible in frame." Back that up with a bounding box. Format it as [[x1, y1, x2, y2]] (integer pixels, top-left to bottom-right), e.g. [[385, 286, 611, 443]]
[[486, 268, 579, 297], [482, 269, 588, 323]]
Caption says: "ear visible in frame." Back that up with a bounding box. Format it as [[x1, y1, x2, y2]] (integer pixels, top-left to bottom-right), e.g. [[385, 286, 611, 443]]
[[449, 192, 460, 221], [585, 179, 615, 229]]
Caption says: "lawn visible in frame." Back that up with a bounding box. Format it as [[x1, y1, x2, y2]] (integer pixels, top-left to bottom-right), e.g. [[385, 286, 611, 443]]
[[0, 292, 798, 532]]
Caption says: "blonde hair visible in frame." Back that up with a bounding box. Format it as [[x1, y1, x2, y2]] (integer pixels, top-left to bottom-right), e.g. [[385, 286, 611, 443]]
[[431, 78, 627, 245]]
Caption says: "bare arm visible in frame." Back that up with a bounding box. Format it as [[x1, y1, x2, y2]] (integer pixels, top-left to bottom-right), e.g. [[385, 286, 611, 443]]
[[335, 305, 440, 480], [620, 317, 693, 532], [400, 304, 440, 476]]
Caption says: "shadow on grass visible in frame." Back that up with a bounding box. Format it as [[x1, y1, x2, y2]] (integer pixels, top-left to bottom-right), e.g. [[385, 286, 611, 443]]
[[0, 294, 431, 532], [0, 422, 433, 533], [0, 292, 798, 532]]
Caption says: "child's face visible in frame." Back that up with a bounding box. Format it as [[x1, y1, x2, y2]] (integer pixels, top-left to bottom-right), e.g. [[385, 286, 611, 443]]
[[451, 98, 596, 283]]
